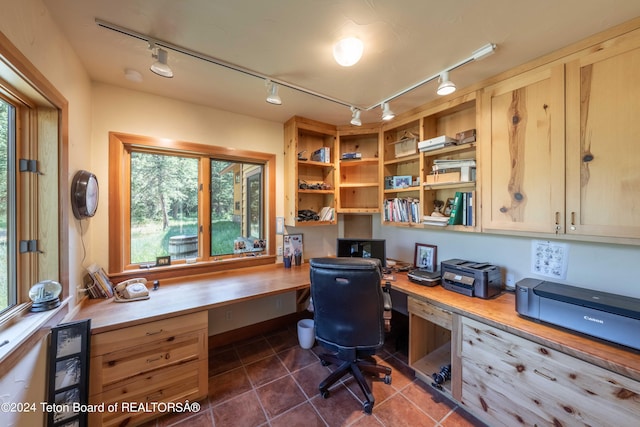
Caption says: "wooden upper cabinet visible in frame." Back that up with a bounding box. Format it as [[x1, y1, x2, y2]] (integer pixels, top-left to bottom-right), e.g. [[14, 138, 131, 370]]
[[480, 64, 565, 233], [565, 31, 640, 240]]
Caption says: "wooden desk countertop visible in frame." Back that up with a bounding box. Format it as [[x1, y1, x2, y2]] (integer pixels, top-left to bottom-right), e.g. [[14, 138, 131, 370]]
[[73, 263, 310, 334], [73, 262, 638, 382], [390, 273, 640, 382]]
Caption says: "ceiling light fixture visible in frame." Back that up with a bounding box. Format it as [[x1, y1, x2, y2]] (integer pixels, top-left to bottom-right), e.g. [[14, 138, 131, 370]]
[[124, 68, 143, 83], [149, 42, 173, 78], [350, 107, 362, 126], [265, 80, 282, 105], [333, 37, 364, 67], [381, 102, 395, 121], [96, 20, 496, 123], [436, 71, 456, 96]]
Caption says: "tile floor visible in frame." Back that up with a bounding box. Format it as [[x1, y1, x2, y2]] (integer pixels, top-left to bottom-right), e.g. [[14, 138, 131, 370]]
[[142, 321, 487, 427]]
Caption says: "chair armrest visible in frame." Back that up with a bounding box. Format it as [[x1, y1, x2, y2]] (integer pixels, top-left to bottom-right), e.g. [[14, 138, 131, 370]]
[[382, 283, 392, 311]]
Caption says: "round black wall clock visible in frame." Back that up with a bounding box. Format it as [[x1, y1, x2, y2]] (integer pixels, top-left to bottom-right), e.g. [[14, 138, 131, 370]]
[[71, 170, 99, 219]]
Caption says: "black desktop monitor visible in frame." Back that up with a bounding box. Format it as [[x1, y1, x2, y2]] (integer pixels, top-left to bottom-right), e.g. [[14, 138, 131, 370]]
[[336, 238, 386, 268]]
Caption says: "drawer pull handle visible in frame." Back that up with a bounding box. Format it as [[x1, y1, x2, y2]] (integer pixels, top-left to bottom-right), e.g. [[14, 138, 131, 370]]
[[534, 369, 556, 382], [145, 329, 164, 336], [147, 353, 169, 363]]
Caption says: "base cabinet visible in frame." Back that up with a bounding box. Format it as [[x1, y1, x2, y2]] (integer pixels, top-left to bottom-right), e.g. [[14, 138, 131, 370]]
[[460, 316, 640, 427], [88, 311, 208, 426]]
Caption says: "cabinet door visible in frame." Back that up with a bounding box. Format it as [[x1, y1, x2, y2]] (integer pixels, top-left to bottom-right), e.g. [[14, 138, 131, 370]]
[[566, 32, 640, 239], [481, 65, 565, 233], [460, 317, 640, 427]]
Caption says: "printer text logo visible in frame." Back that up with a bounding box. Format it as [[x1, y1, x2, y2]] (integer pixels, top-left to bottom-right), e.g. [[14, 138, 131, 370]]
[[584, 315, 604, 324]]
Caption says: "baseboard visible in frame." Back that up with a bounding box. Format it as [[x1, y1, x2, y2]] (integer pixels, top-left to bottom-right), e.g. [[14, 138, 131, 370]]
[[208, 311, 310, 349]]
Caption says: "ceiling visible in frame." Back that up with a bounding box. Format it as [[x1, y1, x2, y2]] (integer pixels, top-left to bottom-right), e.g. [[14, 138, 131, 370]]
[[43, 0, 640, 126]]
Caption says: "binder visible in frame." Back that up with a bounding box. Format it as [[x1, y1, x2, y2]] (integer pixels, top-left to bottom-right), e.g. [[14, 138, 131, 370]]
[[448, 192, 463, 225]]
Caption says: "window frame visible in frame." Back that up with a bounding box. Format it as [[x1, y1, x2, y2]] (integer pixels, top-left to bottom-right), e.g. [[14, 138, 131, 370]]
[[0, 28, 68, 360], [108, 132, 276, 281]]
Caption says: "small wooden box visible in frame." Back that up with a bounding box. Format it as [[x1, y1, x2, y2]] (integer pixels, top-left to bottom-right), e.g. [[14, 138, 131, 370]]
[[393, 137, 418, 158], [425, 171, 460, 184]]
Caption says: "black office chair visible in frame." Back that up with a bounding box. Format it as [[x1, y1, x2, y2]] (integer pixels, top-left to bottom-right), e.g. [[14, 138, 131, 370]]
[[309, 257, 392, 414]]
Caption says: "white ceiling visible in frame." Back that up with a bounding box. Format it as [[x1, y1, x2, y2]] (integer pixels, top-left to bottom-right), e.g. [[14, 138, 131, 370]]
[[43, 0, 640, 126]]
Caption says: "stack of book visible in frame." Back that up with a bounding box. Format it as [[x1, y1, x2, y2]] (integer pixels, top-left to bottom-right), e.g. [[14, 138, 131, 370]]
[[448, 191, 474, 226], [383, 198, 420, 223], [422, 215, 450, 227], [86, 264, 114, 298]]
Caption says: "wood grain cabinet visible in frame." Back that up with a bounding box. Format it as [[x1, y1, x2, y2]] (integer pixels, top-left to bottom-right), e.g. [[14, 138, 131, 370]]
[[482, 28, 640, 241], [460, 316, 640, 427], [88, 311, 208, 426], [565, 29, 640, 240], [480, 64, 566, 234]]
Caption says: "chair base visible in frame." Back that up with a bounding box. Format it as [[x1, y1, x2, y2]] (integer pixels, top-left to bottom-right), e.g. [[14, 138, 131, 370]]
[[318, 352, 392, 414]]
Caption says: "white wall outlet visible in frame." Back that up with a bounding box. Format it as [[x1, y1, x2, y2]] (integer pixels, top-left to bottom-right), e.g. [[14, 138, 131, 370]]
[[277, 246, 283, 256]]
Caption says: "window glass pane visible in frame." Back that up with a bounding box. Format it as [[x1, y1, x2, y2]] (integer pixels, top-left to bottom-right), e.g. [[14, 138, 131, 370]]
[[210, 160, 264, 256], [0, 99, 15, 312], [130, 152, 199, 263]]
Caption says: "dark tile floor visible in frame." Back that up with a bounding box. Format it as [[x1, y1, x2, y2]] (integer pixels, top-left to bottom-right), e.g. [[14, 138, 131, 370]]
[[142, 321, 487, 427]]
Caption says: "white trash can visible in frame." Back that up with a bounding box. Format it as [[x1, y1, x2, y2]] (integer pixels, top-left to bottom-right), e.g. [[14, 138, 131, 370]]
[[297, 319, 315, 349]]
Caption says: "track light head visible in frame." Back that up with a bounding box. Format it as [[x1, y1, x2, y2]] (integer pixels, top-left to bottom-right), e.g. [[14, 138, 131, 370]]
[[437, 71, 456, 96], [381, 102, 395, 121], [350, 107, 362, 126], [265, 80, 282, 105], [149, 46, 174, 78]]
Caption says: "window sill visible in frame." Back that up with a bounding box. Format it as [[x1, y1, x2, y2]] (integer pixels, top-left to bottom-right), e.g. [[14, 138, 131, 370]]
[[110, 254, 277, 283], [0, 297, 70, 377]]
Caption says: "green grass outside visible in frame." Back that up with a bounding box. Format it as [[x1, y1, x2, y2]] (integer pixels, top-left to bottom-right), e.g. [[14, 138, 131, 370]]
[[131, 219, 241, 263]]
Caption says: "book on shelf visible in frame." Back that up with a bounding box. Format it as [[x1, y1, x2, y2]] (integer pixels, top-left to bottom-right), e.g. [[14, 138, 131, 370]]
[[87, 263, 114, 298], [384, 197, 420, 223], [422, 215, 449, 227], [448, 191, 474, 226], [448, 192, 463, 225]]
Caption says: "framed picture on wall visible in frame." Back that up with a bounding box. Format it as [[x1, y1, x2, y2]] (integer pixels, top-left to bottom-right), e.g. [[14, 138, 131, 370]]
[[47, 319, 91, 427], [414, 243, 437, 272]]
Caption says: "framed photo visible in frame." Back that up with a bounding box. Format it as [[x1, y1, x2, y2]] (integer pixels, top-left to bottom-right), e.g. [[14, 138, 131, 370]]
[[414, 243, 437, 272], [284, 234, 304, 265], [47, 319, 91, 427]]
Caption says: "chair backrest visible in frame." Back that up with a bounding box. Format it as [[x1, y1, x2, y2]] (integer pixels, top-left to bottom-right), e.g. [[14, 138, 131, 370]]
[[309, 257, 384, 352]]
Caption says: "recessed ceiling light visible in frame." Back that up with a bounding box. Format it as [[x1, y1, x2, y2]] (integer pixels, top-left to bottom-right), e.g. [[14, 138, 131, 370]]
[[333, 37, 364, 67]]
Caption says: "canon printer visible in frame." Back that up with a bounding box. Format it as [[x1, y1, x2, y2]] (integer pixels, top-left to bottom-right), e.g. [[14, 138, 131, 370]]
[[516, 278, 640, 351], [441, 259, 502, 299]]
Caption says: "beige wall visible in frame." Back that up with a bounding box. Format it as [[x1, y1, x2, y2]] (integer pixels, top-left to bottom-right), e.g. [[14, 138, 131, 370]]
[[0, 0, 92, 425]]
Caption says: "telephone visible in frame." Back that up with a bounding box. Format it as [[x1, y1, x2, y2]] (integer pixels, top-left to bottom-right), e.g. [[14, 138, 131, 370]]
[[113, 278, 150, 302]]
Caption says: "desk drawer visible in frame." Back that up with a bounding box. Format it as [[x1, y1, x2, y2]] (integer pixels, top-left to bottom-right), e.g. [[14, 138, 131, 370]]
[[408, 297, 452, 330], [91, 311, 207, 356], [89, 359, 207, 427]]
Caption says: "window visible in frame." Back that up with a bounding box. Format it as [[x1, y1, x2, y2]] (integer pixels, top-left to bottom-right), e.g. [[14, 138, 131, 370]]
[[109, 132, 275, 276], [0, 98, 15, 313]]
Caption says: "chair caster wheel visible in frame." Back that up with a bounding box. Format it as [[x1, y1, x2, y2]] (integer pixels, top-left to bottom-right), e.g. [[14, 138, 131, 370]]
[[321, 390, 330, 399], [320, 360, 330, 366], [384, 374, 392, 385], [363, 402, 373, 415]]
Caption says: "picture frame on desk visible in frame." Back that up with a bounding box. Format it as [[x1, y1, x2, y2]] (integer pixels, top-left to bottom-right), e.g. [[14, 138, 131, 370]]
[[414, 243, 437, 273]]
